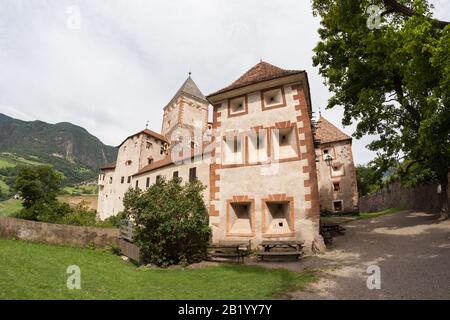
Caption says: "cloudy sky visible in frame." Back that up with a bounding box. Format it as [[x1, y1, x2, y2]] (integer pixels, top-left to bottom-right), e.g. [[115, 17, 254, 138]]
[[0, 0, 449, 164]]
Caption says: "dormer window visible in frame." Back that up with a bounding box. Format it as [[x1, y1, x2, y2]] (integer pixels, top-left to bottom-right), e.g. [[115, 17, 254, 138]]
[[228, 96, 247, 117]]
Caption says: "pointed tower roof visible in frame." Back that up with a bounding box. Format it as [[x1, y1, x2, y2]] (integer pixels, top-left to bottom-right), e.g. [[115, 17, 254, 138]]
[[314, 116, 352, 144], [209, 61, 304, 96], [166, 74, 207, 107]]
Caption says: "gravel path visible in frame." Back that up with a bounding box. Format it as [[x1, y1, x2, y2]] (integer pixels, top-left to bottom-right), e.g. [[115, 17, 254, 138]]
[[255, 210, 450, 299]]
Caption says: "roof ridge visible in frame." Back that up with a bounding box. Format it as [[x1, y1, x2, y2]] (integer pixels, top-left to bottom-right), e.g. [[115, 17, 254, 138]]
[[315, 116, 351, 144], [208, 61, 303, 97], [166, 75, 207, 107]]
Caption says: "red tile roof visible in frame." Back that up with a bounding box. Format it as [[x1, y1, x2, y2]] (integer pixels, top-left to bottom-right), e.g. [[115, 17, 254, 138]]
[[208, 61, 304, 96], [314, 116, 351, 144], [117, 129, 168, 148], [100, 162, 116, 170], [134, 142, 211, 176]]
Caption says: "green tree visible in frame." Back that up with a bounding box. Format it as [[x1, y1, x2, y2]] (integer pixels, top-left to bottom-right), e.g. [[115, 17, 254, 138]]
[[123, 177, 211, 267], [14, 165, 62, 209], [356, 163, 384, 196], [312, 0, 450, 217]]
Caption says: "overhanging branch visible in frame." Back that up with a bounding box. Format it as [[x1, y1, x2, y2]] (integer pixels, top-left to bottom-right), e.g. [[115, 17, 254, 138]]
[[382, 0, 449, 29]]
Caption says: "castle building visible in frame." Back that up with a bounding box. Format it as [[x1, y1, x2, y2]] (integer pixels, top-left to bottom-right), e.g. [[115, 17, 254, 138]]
[[98, 61, 358, 248]]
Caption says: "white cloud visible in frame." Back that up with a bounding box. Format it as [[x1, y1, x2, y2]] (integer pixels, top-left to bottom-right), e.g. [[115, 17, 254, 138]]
[[6, 0, 445, 163]]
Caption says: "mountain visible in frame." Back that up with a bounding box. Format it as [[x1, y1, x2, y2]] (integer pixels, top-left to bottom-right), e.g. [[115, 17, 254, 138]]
[[0, 113, 117, 184]]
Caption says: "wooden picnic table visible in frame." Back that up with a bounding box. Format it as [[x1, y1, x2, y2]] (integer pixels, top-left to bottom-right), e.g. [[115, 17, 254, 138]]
[[261, 240, 304, 252], [256, 240, 304, 261]]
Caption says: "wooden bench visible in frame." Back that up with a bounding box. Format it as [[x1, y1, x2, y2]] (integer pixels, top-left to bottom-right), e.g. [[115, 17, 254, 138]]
[[256, 240, 304, 262], [207, 241, 250, 263]]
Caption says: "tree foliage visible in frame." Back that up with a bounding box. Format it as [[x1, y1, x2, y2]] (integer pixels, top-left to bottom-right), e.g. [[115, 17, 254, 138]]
[[123, 177, 212, 267], [14, 165, 62, 209], [356, 164, 384, 196], [312, 0, 450, 215]]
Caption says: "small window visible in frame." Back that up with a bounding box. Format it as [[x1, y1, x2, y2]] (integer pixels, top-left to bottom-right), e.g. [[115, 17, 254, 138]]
[[173, 171, 179, 178], [127, 176, 131, 184], [146, 142, 153, 150], [156, 175, 162, 182], [148, 158, 153, 165], [135, 180, 139, 189], [262, 88, 285, 110], [189, 167, 197, 182], [323, 149, 329, 154], [331, 164, 345, 177], [160, 147, 164, 155], [146, 177, 150, 188], [333, 182, 340, 191], [109, 177, 113, 184], [125, 160, 132, 166], [228, 96, 247, 116], [333, 201, 343, 212], [121, 176, 125, 184]]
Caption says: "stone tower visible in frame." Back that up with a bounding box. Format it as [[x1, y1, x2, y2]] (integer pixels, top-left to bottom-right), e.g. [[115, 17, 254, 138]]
[[161, 74, 209, 143]]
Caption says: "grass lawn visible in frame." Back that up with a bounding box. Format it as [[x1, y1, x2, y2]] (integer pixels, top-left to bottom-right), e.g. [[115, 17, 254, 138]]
[[321, 208, 403, 224], [357, 207, 402, 220], [0, 179, 9, 193], [0, 199, 22, 216], [0, 239, 316, 300]]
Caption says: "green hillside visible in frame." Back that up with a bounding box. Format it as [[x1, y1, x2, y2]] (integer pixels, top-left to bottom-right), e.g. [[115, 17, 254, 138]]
[[0, 113, 117, 198]]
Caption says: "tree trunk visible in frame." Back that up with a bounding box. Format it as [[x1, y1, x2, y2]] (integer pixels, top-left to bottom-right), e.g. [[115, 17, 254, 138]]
[[439, 175, 449, 220]]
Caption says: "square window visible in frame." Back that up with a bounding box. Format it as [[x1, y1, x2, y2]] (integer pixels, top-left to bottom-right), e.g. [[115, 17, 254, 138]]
[[262, 88, 286, 110], [331, 164, 345, 177], [333, 201, 343, 212], [263, 200, 294, 235], [333, 182, 340, 191], [271, 127, 298, 160], [173, 171, 179, 178], [227, 200, 254, 236], [228, 96, 247, 116]]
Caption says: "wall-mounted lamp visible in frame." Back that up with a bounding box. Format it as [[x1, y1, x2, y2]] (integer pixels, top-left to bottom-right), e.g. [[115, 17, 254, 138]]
[[324, 154, 334, 167]]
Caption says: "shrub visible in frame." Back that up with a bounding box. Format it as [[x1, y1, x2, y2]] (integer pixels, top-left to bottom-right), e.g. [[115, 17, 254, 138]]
[[123, 177, 211, 267], [103, 211, 128, 228], [16, 201, 71, 222]]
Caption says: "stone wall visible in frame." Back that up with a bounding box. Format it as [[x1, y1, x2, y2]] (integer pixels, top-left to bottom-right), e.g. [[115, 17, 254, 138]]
[[0, 217, 119, 248], [359, 180, 449, 213]]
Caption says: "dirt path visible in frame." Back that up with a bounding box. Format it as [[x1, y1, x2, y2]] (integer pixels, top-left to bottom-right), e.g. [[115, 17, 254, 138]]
[[256, 210, 450, 299]]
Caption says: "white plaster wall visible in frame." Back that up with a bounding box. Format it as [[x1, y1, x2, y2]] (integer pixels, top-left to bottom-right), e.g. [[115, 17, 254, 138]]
[[315, 140, 359, 213], [132, 157, 211, 207], [210, 82, 320, 248]]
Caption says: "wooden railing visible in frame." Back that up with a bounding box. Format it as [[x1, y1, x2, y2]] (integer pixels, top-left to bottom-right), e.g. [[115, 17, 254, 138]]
[[118, 221, 140, 263], [119, 221, 134, 242]]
